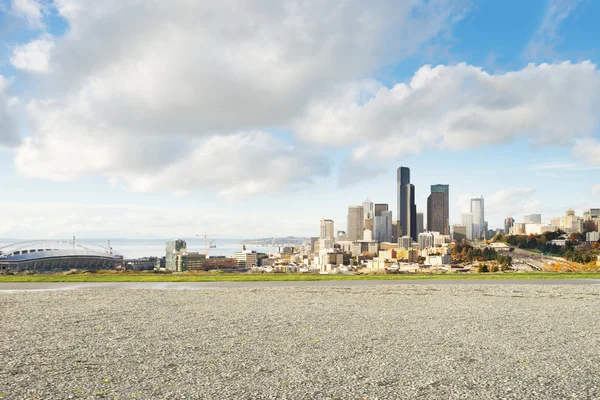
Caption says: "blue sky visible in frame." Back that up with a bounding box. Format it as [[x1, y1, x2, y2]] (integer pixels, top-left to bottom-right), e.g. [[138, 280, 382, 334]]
[[0, 0, 599, 240]]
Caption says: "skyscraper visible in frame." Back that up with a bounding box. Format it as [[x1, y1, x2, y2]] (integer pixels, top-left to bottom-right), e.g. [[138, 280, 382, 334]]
[[427, 184, 449, 235], [166, 239, 187, 271], [397, 166, 417, 241], [504, 217, 514, 234], [320, 219, 335, 240], [362, 199, 373, 220], [461, 213, 473, 240], [416, 212, 424, 234], [374, 207, 392, 243], [347, 206, 364, 241], [373, 210, 392, 242], [470, 197, 485, 240]]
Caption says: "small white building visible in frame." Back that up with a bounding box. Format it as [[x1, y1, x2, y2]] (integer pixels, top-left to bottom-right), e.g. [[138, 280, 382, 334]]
[[586, 231, 600, 242], [425, 254, 452, 266]]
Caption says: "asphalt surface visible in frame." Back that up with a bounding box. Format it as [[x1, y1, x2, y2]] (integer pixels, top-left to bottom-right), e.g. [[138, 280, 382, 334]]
[[1, 284, 600, 399]]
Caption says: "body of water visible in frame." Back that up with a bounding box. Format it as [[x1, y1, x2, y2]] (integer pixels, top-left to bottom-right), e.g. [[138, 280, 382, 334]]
[[107, 238, 284, 259]]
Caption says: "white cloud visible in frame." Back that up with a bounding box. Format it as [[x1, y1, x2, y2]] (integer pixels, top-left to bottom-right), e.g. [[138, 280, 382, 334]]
[[525, 0, 583, 59], [10, 36, 55, 73], [120, 131, 330, 199], [11, 0, 46, 29], [530, 161, 578, 170], [573, 138, 600, 165], [14, 0, 468, 195], [15, 121, 329, 198], [591, 185, 600, 196], [0, 76, 20, 149], [296, 61, 600, 162], [34, 0, 467, 134], [486, 188, 537, 218]]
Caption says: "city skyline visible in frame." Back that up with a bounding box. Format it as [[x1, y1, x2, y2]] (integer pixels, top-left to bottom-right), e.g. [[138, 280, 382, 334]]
[[1, 0, 600, 239]]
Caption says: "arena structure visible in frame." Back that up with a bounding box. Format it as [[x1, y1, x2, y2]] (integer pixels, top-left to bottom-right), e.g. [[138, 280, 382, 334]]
[[0, 240, 123, 272]]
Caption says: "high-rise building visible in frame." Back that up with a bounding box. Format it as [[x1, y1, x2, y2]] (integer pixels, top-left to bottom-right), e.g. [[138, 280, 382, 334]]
[[417, 212, 424, 234], [418, 232, 434, 250], [347, 206, 364, 241], [397, 166, 417, 241], [461, 213, 473, 240], [374, 210, 393, 243], [392, 221, 399, 243], [453, 225, 467, 242], [166, 239, 187, 271], [524, 214, 542, 224], [374, 203, 388, 217], [504, 217, 514, 235], [399, 236, 412, 250], [583, 209, 600, 232], [320, 219, 335, 240], [362, 199, 374, 220], [470, 197, 485, 240], [427, 184, 450, 235], [310, 237, 319, 252], [583, 209, 600, 220], [560, 209, 583, 233]]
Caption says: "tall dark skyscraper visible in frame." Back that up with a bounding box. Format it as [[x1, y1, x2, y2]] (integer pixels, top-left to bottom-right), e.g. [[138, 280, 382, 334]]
[[397, 166, 417, 241], [427, 184, 450, 235]]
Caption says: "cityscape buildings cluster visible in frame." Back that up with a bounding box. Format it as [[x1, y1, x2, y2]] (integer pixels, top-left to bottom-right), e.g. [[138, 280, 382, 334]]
[[311, 166, 467, 272], [309, 166, 600, 273], [2, 167, 599, 275]]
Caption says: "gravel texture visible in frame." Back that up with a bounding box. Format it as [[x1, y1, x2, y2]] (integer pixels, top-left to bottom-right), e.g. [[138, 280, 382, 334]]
[[1, 284, 600, 399]]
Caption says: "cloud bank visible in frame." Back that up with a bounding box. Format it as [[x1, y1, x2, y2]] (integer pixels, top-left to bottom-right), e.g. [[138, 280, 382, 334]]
[[11, 0, 469, 196], [296, 61, 600, 162]]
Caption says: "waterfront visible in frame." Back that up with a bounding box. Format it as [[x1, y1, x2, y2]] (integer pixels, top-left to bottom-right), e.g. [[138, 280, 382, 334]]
[[0, 238, 282, 259]]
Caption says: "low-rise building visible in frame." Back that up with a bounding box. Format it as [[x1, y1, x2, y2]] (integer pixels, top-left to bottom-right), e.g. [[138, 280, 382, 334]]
[[366, 258, 394, 270], [425, 254, 452, 266], [586, 231, 600, 242], [181, 252, 207, 271], [203, 256, 237, 269], [511, 223, 526, 235], [525, 224, 555, 235], [350, 241, 379, 257], [234, 250, 258, 268], [378, 249, 397, 261]]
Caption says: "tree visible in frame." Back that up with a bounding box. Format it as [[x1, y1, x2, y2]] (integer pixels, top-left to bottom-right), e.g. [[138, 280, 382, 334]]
[[477, 264, 489, 273], [568, 232, 584, 242], [466, 249, 474, 262]]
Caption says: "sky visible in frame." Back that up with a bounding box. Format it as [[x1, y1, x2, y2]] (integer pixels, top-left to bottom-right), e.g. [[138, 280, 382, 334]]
[[0, 0, 599, 240]]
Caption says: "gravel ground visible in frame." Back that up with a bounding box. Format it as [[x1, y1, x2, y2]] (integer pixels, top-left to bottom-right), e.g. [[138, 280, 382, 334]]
[[1, 284, 600, 399]]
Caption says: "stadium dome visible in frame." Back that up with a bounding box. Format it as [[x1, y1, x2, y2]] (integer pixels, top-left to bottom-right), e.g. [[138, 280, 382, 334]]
[[0, 240, 123, 272]]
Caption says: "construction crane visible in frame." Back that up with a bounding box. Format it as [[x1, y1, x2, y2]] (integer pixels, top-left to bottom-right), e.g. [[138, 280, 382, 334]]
[[195, 232, 210, 256]]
